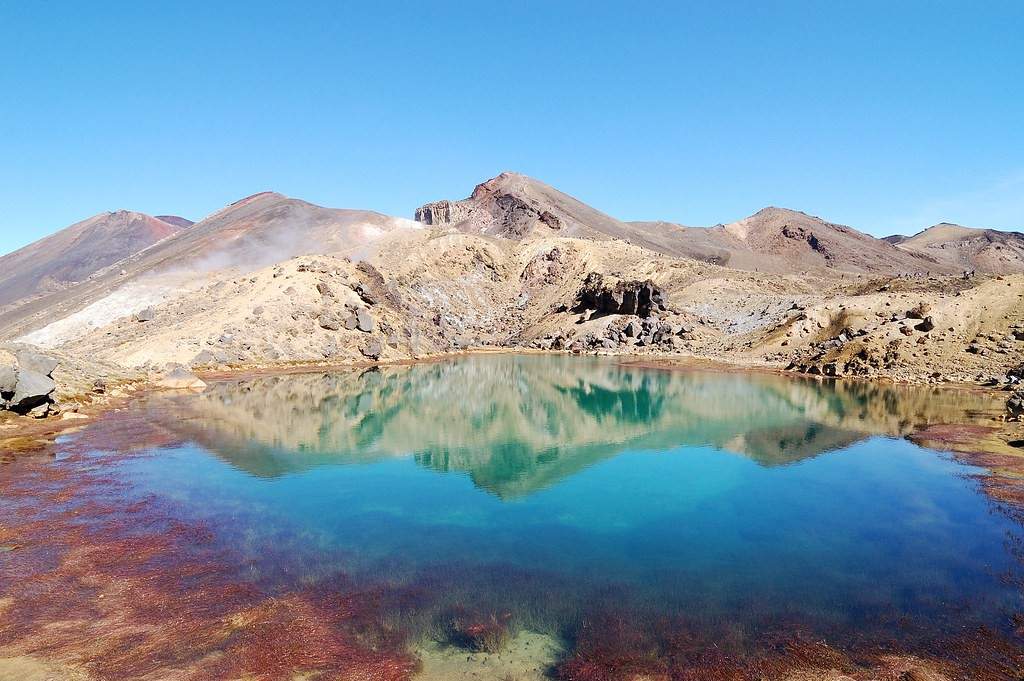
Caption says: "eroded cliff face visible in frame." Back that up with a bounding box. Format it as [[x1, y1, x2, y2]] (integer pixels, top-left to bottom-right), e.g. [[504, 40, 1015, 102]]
[[415, 175, 563, 238], [573, 272, 667, 319]]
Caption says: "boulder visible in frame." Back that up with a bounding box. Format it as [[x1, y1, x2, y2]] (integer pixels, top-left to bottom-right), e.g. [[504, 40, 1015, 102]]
[[361, 340, 383, 360], [356, 309, 374, 333], [10, 369, 56, 412], [906, 303, 931, 320], [156, 368, 207, 390], [624, 320, 641, 338], [191, 350, 216, 366], [355, 283, 379, 305], [136, 307, 156, 322], [914, 316, 935, 333], [16, 349, 58, 377], [318, 313, 342, 331], [344, 314, 359, 330]]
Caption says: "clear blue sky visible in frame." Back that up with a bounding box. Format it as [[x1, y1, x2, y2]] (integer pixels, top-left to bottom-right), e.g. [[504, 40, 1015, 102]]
[[1, 1, 1021, 254]]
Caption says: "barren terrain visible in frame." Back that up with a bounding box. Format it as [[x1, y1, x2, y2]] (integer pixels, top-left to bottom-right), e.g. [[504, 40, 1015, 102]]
[[2, 172, 1024, 428]]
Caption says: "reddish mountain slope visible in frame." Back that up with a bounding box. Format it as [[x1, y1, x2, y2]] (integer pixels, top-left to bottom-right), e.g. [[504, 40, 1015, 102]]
[[0, 211, 186, 309], [891, 223, 1024, 274]]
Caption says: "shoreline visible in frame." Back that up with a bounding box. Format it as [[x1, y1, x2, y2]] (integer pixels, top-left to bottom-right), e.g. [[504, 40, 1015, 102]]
[[3, 346, 1022, 458]]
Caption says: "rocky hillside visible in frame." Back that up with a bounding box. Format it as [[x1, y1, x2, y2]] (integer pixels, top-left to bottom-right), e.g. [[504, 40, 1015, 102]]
[[715, 207, 952, 274], [0, 211, 187, 311], [418, 175, 955, 276], [0, 192, 423, 343], [3, 172, 1024, 420], [890, 223, 1024, 274]]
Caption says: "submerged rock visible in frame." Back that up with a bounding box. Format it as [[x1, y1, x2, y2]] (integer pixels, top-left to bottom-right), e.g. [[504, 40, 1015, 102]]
[[156, 368, 207, 390]]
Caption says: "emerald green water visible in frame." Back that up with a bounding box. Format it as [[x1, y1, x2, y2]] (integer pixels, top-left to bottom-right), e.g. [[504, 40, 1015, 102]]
[[96, 356, 1024, 654]]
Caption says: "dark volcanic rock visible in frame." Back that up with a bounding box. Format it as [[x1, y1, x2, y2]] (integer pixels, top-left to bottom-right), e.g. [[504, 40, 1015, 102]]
[[573, 273, 666, 318]]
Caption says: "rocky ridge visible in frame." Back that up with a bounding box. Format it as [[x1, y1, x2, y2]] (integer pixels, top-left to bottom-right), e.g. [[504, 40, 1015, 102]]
[[3, 172, 1024, 423]]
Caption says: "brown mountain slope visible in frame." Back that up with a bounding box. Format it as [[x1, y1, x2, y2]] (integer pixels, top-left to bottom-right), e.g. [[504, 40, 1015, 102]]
[[417, 174, 950, 275], [154, 215, 194, 229], [709, 207, 951, 274], [0, 211, 186, 310], [636, 208, 954, 274], [892, 223, 1024, 274], [415, 172, 731, 263], [0, 192, 421, 341]]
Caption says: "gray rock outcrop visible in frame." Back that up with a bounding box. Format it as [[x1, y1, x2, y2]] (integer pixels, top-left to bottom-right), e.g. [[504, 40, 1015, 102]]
[[1, 348, 59, 415], [361, 340, 383, 360], [356, 309, 374, 333]]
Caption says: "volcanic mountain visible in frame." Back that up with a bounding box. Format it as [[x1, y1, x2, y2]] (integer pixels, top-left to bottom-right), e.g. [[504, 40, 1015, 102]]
[[0, 211, 188, 310], [698, 207, 950, 275], [414, 172, 735, 263], [417, 173, 950, 275], [154, 215, 195, 229], [0, 192, 421, 341], [888, 223, 1024, 274]]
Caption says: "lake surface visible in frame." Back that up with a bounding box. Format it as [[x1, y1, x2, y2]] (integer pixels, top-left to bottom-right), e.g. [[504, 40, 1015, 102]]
[[2, 355, 1023, 679]]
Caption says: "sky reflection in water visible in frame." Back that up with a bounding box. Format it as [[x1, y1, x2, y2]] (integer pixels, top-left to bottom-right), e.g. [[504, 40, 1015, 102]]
[[116, 356, 1023, 645]]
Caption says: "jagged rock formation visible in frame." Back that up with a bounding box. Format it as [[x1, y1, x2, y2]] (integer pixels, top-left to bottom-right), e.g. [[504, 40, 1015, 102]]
[[573, 272, 666, 318], [415, 174, 565, 238]]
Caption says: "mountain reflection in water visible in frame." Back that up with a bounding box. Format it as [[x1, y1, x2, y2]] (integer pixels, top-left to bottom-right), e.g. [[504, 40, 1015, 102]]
[[153, 355, 1003, 498]]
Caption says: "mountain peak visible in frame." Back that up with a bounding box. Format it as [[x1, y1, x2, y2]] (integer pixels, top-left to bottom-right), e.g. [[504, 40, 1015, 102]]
[[155, 215, 194, 229], [0, 210, 189, 308]]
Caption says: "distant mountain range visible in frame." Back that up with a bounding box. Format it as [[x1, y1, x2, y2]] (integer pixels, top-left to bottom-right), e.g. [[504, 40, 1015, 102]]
[[417, 172, 1023, 275], [1, 172, 1020, 336], [884, 222, 1024, 273]]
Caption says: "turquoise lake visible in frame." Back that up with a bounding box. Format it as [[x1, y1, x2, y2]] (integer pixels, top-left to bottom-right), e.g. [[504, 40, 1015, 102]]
[[9, 355, 1023, 677], [128, 357, 1022, 638]]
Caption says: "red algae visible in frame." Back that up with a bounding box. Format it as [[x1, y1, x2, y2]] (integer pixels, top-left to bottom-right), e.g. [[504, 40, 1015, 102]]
[[3, 406, 1024, 680], [0, 411, 420, 681]]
